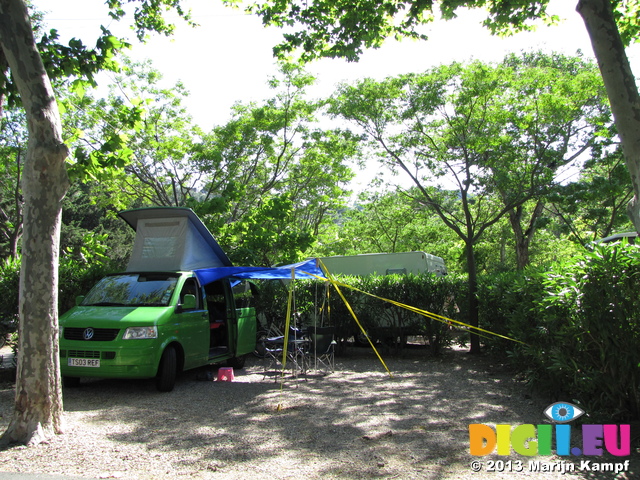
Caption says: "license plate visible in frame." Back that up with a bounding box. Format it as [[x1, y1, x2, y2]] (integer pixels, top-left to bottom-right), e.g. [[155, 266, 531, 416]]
[[68, 358, 100, 367]]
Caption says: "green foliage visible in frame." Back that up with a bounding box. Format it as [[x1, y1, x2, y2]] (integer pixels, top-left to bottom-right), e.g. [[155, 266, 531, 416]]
[[614, 0, 640, 46], [57, 262, 115, 315], [328, 52, 609, 351], [1, 18, 130, 110], [549, 148, 634, 245], [245, 0, 639, 62], [242, 0, 558, 61], [330, 53, 608, 252], [0, 107, 27, 260], [477, 267, 547, 353], [0, 259, 19, 337], [314, 188, 459, 261], [183, 64, 357, 265], [60, 181, 135, 268], [106, 0, 196, 41], [479, 243, 640, 421], [253, 273, 465, 355], [219, 194, 315, 266]]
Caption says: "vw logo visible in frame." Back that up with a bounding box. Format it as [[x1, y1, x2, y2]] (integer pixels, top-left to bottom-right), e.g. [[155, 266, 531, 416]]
[[83, 328, 95, 341]]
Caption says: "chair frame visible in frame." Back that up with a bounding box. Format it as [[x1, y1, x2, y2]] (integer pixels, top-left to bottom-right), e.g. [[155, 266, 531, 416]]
[[261, 334, 308, 382], [306, 326, 336, 375]]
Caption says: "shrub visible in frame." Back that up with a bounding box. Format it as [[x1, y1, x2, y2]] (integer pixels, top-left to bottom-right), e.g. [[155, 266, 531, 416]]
[[252, 273, 466, 355], [0, 259, 20, 338], [0, 256, 117, 340], [484, 243, 640, 422]]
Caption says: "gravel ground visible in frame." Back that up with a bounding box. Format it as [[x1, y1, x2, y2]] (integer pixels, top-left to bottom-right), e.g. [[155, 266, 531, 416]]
[[0, 345, 637, 480]]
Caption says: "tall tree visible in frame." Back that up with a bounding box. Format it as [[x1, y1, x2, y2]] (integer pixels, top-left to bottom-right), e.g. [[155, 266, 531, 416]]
[[549, 147, 634, 244], [0, 107, 26, 260], [495, 52, 611, 269], [246, 0, 640, 232], [576, 0, 640, 231], [190, 64, 357, 265], [330, 57, 593, 352], [0, 0, 189, 446], [0, 0, 71, 445], [78, 57, 202, 207]]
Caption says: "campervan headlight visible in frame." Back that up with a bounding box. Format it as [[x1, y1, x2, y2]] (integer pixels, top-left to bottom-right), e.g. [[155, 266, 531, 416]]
[[123, 326, 158, 340]]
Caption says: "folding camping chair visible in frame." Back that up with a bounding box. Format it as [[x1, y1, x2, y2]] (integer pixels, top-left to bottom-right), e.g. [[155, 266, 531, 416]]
[[262, 329, 308, 382], [306, 326, 336, 375]]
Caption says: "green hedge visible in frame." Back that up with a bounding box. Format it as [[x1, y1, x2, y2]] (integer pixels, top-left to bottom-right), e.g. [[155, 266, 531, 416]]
[[253, 273, 467, 355], [478, 243, 640, 422], [0, 259, 114, 333], [0, 260, 19, 338]]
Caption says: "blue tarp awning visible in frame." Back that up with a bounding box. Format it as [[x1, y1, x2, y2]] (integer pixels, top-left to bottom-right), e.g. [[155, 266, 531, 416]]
[[194, 259, 325, 286]]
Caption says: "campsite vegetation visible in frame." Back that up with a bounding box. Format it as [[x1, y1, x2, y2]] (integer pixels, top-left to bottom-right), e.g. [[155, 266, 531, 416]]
[[0, 0, 639, 445]]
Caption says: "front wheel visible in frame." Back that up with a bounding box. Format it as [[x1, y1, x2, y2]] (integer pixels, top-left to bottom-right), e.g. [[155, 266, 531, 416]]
[[0, 335, 6, 349], [63, 376, 81, 388], [156, 345, 177, 392], [226, 354, 246, 369]]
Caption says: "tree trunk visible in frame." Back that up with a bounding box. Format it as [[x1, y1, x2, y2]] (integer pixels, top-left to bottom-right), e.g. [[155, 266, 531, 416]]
[[577, 0, 640, 233], [465, 240, 481, 354], [0, 0, 69, 446], [508, 200, 545, 270]]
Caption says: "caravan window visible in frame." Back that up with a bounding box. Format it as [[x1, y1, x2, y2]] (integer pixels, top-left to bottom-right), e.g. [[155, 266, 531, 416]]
[[82, 273, 179, 307]]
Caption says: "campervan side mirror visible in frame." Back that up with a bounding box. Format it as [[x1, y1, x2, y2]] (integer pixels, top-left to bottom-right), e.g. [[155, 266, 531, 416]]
[[75, 295, 85, 306], [178, 294, 197, 312]]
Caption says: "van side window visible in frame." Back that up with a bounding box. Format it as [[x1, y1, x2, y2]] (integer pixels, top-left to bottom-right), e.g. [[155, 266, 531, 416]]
[[233, 280, 257, 308], [205, 281, 227, 322], [179, 278, 200, 310]]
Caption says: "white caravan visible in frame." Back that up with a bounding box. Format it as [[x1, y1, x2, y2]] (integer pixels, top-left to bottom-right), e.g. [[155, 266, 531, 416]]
[[318, 251, 447, 277]]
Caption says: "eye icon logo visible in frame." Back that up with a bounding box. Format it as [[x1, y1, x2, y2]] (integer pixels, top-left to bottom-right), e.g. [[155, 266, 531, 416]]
[[543, 402, 585, 423]]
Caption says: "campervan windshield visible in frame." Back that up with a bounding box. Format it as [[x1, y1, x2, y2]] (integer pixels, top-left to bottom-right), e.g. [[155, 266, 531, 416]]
[[82, 273, 179, 307]]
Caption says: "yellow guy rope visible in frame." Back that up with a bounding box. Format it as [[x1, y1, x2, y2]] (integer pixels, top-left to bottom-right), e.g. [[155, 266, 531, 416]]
[[340, 283, 526, 345], [298, 259, 525, 355], [276, 267, 295, 411], [325, 277, 526, 346], [317, 260, 393, 377]]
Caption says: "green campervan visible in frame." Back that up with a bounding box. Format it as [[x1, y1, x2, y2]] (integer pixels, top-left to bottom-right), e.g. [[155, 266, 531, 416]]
[[59, 207, 257, 392]]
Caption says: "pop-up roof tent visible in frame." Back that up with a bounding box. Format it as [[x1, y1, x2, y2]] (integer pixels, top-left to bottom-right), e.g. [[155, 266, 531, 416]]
[[119, 207, 325, 282], [120, 207, 233, 272]]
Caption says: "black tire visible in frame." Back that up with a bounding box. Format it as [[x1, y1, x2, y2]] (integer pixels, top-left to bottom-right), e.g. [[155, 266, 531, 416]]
[[156, 345, 177, 392], [354, 331, 370, 347], [253, 330, 267, 358], [0, 336, 5, 349], [226, 354, 246, 369], [63, 376, 81, 388]]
